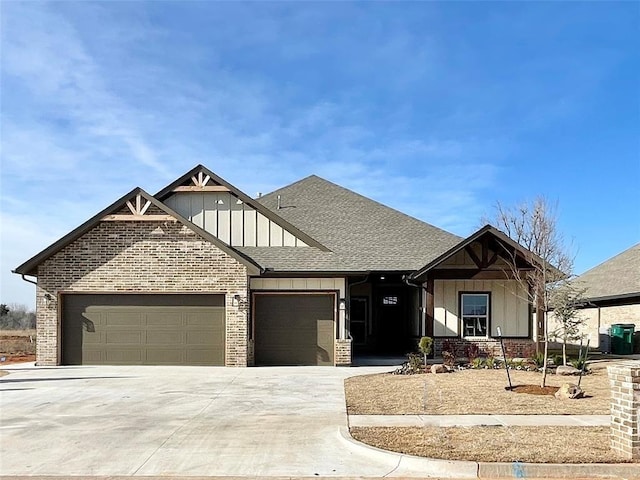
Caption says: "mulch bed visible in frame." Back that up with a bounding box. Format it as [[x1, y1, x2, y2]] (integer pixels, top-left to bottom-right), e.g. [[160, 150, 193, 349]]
[[509, 384, 559, 395]]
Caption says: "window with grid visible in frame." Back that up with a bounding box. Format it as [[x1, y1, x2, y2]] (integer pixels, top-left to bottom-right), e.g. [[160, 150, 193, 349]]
[[461, 293, 489, 337]]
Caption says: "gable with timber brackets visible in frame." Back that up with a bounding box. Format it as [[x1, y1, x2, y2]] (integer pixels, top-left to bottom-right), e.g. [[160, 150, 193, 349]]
[[156, 165, 329, 250]]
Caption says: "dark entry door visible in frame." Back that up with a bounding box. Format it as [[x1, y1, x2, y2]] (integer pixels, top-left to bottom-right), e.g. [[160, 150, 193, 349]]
[[376, 288, 407, 353]]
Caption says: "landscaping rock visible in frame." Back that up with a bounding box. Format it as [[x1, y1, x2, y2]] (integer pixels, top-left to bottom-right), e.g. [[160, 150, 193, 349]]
[[554, 383, 584, 399], [431, 364, 448, 374], [556, 365, 581, 376]]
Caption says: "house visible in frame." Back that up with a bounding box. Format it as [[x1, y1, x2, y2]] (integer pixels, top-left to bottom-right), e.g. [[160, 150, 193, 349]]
[[14, 165, 545, 366], [561, 243, 640, 351]]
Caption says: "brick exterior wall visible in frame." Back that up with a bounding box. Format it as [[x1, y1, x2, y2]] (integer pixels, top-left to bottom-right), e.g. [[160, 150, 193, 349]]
[[335, 339, 352, 366], [434, 338, 536, 359], [607, 361, 640, 459], [36, 220, 249, 366]]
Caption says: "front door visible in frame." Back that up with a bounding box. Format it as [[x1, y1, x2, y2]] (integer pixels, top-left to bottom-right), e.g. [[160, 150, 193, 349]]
[[376, 287, 407, 353]]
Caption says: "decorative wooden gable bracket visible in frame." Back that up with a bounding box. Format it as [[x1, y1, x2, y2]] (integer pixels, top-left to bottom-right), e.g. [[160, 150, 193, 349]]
[[465, 237, 499, 269], [172, 171, 230, 192], [102, 193, 176, 222]]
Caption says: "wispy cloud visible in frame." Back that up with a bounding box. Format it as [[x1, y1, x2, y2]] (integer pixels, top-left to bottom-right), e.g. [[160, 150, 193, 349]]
[[3, 1, 632, 305]]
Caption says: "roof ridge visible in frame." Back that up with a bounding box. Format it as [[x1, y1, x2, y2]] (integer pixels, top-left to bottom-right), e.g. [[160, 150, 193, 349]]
[[578, 242, 640, 277], [262, 174, 460, 240]]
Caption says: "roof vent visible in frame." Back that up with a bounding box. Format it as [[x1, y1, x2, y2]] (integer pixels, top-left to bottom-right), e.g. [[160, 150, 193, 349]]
[[257, 192, 262, 198], [277, 195, 281, 210]]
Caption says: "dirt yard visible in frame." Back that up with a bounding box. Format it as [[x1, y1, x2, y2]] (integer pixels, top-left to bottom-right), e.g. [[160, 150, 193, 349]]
[[0, 329, 36, 364], [345, 367, 611, 415], [350, 426, 630, 463]]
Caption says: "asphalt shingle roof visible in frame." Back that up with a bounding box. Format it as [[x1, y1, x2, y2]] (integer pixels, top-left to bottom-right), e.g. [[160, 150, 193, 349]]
[[249, 175, 461, 272], [576, 243, 640, 300]]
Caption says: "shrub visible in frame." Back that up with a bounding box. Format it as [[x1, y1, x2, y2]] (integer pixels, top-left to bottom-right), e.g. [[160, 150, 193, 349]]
[[570, 357, 589, 371], [442, 351, 455, 368], [441, 339, 457, 357], [393, 352, 424, 375], [531, 351, 546, 369], [418, 336, 433, 367], [471, 357, 485, 369], [485, 355, 496, 369], [464, 343, 480, 363]]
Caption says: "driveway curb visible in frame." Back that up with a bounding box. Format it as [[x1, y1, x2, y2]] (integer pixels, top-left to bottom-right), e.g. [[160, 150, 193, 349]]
[[339, 427, 478, 478], [341, 427, 639, 479]]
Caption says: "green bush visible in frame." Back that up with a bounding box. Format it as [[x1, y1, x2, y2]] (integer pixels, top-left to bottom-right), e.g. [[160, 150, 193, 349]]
[[471, 357, 485, 369]]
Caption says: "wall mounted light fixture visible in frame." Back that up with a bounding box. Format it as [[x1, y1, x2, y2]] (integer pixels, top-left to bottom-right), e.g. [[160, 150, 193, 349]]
[[44, 293, 55, 308], [232, 294, 242, 306]]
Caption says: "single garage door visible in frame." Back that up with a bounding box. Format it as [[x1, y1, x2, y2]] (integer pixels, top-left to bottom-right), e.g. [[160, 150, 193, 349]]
[[254, 293, 335, 366], [62, 294, 225, 366]]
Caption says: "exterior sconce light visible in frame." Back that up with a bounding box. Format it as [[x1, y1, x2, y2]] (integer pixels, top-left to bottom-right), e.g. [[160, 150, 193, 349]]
[[232, 294, 242, 307], [44, 293, 55, 308], [339, 299, 346, 311]]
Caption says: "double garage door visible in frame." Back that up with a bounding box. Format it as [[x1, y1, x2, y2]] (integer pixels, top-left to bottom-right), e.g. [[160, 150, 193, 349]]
[[62, 294, 225, 366], [61, 293, 336, 366]]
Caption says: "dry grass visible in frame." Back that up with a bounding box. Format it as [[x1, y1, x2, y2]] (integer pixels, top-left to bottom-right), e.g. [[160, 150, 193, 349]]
[[0, 329, 36, 337], [345, 368, 610, 415], [350, 426, 631, 463], [0, 330, 36, 355]]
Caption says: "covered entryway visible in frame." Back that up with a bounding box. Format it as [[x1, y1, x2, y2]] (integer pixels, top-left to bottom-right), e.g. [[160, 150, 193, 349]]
[[62, 294, 225, 366], [253, 293, 335, 366]]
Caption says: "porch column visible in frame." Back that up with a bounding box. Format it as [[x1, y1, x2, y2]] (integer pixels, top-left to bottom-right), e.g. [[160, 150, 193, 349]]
[[425, 277, 434, 338]]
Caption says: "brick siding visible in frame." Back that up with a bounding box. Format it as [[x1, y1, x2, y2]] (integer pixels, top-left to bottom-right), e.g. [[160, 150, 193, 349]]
[[434, 338, 536, 359], [607, 362, 640, 459], [36, 220, 249, 366], [335, 339, 352, 366]]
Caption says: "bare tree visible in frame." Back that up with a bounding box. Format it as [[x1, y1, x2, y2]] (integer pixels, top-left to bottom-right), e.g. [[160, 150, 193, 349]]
[[550, 281, 587, 366], [487, 197, 573, 387], [0, 303, 36, 330]]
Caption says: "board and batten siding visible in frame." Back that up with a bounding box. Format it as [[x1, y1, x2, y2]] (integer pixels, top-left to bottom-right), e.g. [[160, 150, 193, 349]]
[[166, 192, 307, 247], [434, 280, 529, 337], [250, 277, 347, 340]]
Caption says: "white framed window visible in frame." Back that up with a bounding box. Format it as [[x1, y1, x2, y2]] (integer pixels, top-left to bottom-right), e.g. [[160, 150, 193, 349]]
[[461, 293, 489, 337]]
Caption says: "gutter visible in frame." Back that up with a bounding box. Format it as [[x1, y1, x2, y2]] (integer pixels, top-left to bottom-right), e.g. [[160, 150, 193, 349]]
[[18, 273, 37, 286]]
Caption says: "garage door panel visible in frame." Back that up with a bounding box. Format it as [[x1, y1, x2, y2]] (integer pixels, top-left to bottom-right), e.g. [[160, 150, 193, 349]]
[[145, 310, 182, 326], [146, 330, 183, 345], [63, 294, 226, 366], [104, 311, 143, 326], [146, 348, 183, 364], [105, 349, 144, 364], [255, 294, 335, 366]]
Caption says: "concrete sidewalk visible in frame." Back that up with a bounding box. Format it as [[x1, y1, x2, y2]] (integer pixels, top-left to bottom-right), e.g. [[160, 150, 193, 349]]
[[349, 414, 610, 427]]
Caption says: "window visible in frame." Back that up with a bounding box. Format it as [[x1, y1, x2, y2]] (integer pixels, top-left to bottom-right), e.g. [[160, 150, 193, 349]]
[[382, 296, 398, 305], [461, 293, 489, 337]]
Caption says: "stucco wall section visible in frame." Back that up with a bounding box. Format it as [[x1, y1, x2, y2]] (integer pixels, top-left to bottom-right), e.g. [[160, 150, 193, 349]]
[[36, 221, 249, 366]]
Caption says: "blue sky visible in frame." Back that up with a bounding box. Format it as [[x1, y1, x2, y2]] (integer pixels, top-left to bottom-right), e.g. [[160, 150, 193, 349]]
[[1, 1, 639, 308]]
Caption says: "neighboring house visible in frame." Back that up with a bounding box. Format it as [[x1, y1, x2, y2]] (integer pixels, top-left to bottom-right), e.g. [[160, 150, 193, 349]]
[[558, 243, 640, 351], [14, 165, 545, 367]]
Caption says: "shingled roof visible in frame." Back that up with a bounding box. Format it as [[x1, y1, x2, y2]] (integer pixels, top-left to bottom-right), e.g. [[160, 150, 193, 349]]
[[250, 175, 461, 272], [576, 243, 640, 301]]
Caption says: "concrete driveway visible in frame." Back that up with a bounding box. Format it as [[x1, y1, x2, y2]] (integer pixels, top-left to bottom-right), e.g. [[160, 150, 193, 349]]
[[0, 363, 467, 477]]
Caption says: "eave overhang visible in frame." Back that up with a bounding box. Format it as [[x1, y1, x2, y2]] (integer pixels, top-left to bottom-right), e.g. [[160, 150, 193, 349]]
[[13, 188, 262, 277]]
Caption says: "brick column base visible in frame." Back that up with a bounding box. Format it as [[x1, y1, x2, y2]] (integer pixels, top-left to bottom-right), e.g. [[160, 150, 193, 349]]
[[335, 339, 352, 366], [607, 361, 640, 459]]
